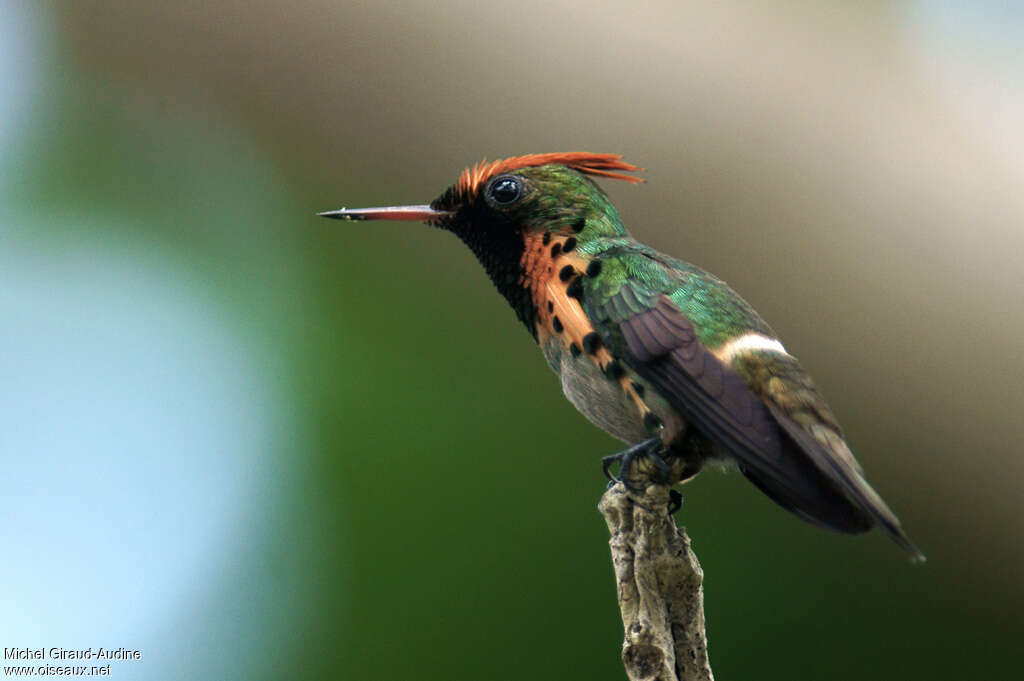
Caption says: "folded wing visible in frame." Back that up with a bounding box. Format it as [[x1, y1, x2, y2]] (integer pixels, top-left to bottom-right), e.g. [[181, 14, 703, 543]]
[[594, 288, 923, 559]]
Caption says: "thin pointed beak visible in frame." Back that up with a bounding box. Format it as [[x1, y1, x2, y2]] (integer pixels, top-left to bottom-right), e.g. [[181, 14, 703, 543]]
[[317, 204, 450, 223]]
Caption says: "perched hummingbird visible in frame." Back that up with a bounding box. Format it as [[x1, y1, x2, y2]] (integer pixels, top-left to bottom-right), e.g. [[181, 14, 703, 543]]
[[321, 152, 923, 561]]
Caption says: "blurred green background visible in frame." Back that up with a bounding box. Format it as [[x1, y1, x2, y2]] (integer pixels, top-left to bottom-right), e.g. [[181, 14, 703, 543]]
[[2, 2, 1022, 679]]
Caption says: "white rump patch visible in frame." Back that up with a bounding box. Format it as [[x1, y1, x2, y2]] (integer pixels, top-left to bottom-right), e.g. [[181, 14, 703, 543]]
[[713, 333, 789, 364]]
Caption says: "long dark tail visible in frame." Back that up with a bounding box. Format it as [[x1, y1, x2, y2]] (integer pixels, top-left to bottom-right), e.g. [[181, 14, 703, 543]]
[[748, 412, 926, 563]]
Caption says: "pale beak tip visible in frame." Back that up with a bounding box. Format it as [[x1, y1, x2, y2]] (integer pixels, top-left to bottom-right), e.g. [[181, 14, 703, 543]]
[[316, 204, 448, 222]]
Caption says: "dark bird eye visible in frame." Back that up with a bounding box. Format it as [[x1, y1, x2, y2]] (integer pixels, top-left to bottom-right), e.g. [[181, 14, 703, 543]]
[[487, 176, 523, 205]]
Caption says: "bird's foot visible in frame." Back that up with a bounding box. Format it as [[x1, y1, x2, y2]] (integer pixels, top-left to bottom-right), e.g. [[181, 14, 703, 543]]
[[601, 436, 672, 491], [668, 489, 683, 515]]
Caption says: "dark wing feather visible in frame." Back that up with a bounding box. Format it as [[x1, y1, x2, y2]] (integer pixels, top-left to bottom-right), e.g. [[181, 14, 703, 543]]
[[616, 297, 869, 529], [768, 405, 925, 560], [599, 292, 915, 543]]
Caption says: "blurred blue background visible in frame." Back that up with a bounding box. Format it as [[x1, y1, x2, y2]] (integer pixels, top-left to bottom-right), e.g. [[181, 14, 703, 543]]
[[2, 2, 1021, 679]]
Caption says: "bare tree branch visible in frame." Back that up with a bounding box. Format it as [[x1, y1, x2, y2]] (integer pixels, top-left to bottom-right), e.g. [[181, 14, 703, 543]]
[[599, 481, 713, 681]]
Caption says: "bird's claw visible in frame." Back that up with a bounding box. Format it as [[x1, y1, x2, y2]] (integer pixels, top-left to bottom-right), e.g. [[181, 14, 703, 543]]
[[668, 489, 683, 515], [601, 436, 672, 491]]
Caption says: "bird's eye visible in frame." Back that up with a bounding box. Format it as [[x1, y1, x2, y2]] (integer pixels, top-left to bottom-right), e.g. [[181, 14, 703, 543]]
[[487, 176, 523, 205]]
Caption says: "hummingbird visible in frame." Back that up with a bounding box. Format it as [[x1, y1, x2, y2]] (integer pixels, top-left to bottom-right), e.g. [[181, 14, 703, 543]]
[[320, 152, 924, 561]]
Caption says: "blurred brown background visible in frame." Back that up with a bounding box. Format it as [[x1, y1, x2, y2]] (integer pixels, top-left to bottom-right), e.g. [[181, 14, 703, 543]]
[[2, 1, 1021, 679]]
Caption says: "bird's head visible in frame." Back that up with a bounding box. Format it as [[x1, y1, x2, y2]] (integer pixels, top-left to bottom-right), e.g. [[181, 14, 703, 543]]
[[320, 152, 643, 330], [320, 152, 641, 247]]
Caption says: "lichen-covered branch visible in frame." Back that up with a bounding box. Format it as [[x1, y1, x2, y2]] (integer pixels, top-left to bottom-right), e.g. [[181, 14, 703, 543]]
[[599, 482, 713, 681]]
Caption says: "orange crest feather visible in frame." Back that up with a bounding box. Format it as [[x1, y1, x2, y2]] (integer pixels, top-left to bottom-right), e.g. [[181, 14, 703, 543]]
[[454, 152, 643, 201]]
